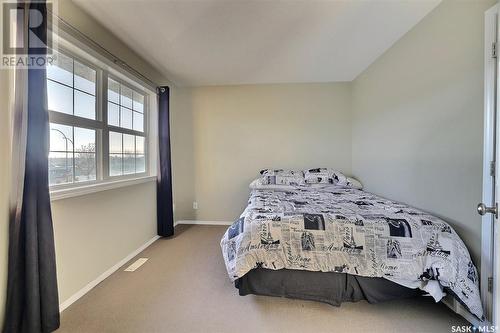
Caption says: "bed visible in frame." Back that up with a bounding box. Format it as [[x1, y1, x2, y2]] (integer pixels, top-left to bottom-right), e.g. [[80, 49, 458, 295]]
[[220, 169, 483, 320]]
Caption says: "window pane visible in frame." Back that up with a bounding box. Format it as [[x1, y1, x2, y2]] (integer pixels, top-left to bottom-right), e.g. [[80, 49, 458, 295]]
[[47, 80, 73, 115], [49, 152, 73, 185], [108, 78, 120, 104], [121, 86, 133, 108], [123, 134, 135, 153], [75, 153, 96, 182], [74, 61, 96, 95], [74, 127, 95, 153], [123, 154, 135, 174], [109, 132, 122, 153], [47, 52, 73, 86], [133, 92, 144, 113], [74, 91, 96, 120], [136, 136, 145, 154], [50, 123, 73, 151], [133, 112, 143, 132], [110, 154, 122, 176], [108, 102, 119, 126], [120, 107, 132, 129], [136, 154, 145, 173]]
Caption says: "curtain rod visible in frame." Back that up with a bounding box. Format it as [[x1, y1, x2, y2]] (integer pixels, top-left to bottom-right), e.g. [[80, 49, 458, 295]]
[[48, 9, 160, 90]]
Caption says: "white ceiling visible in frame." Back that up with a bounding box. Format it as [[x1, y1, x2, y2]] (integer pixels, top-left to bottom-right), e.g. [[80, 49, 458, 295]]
[[74, 0, 441, 87]]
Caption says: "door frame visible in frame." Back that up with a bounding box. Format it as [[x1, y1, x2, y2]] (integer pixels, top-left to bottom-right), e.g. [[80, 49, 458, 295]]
[[482, 3, 498, 325]]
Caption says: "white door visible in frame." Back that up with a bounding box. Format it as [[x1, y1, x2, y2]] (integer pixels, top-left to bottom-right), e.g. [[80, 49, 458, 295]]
[[480, 4, 499, 325]]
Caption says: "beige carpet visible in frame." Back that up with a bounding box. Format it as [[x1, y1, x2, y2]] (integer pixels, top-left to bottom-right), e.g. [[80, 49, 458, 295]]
[[57, 225, 468, 333]]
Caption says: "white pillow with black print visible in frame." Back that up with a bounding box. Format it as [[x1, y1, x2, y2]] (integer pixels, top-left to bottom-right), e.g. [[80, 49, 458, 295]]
[[250, 174, 363, 191], [346, 177, 363, 189], [303, 168, 348, 185], [259, 169, 305, 186], [249, 178, 297, 191]]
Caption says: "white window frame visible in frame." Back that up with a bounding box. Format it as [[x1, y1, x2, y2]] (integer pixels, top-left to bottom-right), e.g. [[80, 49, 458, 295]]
[[49, 39, 158, 201]]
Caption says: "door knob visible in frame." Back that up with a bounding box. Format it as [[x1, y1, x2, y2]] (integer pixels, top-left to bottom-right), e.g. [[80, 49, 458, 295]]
[[477, 202, 498, 218]]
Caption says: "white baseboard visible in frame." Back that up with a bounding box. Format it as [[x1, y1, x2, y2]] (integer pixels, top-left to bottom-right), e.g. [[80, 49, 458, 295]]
[[175, 220, 233, 226], [59, 235, 160, 312]]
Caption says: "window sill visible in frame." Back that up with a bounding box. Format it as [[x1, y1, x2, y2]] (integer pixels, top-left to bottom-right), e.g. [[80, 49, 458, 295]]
[[50, 176, 157, 201]]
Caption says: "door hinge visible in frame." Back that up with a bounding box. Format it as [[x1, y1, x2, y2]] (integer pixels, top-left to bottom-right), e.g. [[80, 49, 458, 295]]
[[493, 42, 498, 58], [490, 161, 495, 177], [488, 277, 493, 292]]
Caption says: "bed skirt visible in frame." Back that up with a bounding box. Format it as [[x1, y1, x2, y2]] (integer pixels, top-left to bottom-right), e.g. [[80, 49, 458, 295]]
[[236, 268, 423, 306]]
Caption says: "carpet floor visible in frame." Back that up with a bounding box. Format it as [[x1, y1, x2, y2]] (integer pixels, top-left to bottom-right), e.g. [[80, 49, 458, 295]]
[[57, 224, 468, 333]]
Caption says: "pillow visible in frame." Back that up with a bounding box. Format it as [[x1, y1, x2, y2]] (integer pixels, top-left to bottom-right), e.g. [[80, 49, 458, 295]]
[[259, 169, 305, 186], [249, 176, 363, 191], [303, 168, 348, 185], [346, 177, 363, 189], [249, 177, 297, 191]]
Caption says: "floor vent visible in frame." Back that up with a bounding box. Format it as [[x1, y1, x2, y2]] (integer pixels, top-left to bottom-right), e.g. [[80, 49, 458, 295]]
[[124, 258, 148, 272]]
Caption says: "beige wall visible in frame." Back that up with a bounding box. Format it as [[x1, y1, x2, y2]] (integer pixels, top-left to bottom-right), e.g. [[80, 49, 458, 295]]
[[182, 83, 353, 221], [0, 69, 12, 328], [351, 0, 495, 264], [171, 88, 196, 221], [51, 182, 157, 302]]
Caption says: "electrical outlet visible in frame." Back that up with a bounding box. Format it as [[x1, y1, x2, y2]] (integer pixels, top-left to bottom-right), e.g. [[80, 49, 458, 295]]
[[193, 201, 198, 210]]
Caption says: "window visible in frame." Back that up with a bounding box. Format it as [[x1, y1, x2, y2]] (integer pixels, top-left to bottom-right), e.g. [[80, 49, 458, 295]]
[[47, 49, 150, 189], [49, 123, 96, 185], [109, 132, 145, 176], [107, 78, 144, 131], [47, 52, 97, 120], [106, 77, 146, 177]]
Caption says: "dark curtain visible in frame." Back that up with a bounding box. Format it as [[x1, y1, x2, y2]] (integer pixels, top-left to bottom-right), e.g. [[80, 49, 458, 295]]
[[157, 87, 174, 237], [3, 1, 60, 332]]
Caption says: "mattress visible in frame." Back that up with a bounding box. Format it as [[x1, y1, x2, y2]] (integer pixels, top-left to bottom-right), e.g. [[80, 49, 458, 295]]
[[220, 184, 483, 319]]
